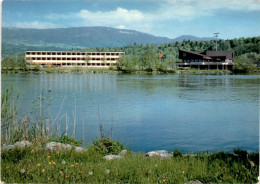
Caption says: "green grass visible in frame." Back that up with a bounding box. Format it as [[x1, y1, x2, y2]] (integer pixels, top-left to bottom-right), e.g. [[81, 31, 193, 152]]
[[1, 145, 259, 183]]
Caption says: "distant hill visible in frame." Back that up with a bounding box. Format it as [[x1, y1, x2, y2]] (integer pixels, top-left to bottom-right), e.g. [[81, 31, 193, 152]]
[[2, 26, 215, 56]]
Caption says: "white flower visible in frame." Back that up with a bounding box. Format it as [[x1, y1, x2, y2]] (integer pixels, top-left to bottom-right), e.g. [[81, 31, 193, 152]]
[[20, 169, 25, 174], [106, 169, 110, 174], [62, 160, 66, 165], [88, 171, 93, 176]]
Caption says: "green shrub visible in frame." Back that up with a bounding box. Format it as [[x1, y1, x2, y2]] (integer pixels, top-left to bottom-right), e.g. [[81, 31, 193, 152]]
[[92, 138, 125, 155], [49, 135, 82, 146]]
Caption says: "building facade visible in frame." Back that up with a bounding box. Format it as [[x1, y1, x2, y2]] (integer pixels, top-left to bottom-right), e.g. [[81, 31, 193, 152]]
[[177, 49, 234, 69], [25, 51, 125, 67]]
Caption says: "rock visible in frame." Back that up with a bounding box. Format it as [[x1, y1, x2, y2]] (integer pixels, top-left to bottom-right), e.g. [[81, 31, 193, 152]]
[[146, 150, 172, 158], [2, 145, 15, 151], [14, 140, 32, 148], [44, 142, 72, 151], [75, 146, 87, 152], [119, 149, 127, 156], [104, 155, 123, 160], [185, 180, 203, 184]]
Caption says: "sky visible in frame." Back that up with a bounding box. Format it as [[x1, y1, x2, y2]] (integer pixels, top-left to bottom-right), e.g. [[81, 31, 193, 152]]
[[1, 0, 260, 39]]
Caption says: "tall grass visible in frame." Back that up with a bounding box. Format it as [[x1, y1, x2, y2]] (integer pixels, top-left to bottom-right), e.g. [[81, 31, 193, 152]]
[[1, 147, 259, 183]]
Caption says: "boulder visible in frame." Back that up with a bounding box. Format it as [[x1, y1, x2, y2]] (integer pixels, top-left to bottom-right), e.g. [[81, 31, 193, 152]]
[[75, 146, 87, 152], [14, 140, 32, 148], [44, 142, 72, 151], [104, 155, 123, 160], [146, 150, 172, 158], [2, 145, 15, 151], [119, 149, 127, 156], [185, 180, 203, 184]]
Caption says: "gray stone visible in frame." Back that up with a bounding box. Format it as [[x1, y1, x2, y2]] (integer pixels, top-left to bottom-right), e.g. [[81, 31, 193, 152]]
[[185, 180, 203, 184], [44, 142, 72, 151], [14, 140, 32, 148], [119, 149, 127, 156], [75, 146, 87, 152], [104, 155, 123, 160], [146, 150, 172, 158], [2, 145, 15, 151]]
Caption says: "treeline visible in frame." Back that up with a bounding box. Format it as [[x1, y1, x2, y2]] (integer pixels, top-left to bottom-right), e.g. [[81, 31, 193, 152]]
[[80, 36, 260, 72], [2, 36, 260, 73]]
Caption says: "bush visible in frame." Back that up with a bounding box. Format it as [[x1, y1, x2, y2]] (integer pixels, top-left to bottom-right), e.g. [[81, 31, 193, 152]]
[[49, 135, 82, 146], [92, 138, 125, 155]]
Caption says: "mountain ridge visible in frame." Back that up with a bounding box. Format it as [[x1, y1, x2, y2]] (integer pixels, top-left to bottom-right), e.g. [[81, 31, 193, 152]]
[[2, 26, 215, 56]]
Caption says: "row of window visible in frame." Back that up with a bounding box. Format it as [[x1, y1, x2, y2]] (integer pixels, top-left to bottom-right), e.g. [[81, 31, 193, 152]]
[[39, 63, 116, 66], [26, 52, 123, 56], [27, 57, 117, 61], [183, 59, 204, 62]]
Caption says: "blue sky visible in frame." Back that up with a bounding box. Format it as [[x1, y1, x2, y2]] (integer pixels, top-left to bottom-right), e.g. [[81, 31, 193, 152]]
[[2, 0, 260, 39]]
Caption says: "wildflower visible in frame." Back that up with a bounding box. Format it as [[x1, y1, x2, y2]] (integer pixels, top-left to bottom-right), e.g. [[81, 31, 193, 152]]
[[48, 155, 51, 159], [62, 160, 66, 165], [75, 162, 78, 165], [71, 164, 74, 167], [106, 169, 110, 174], [52, 161, 56, 165], [59, 171, 63, 174], [37, 163, 41, 167], [171, 152, 174, 154], [65, 175, 68, 178], [89, 171, 93, 176], [31, 149, 34, 153], [20, 169, 25, 174], [182, 170, 185, 174], [42, 169, 45, 173], [155, 164, 158, 167], [163, 179, 166, 182], [250, 161, 255, 167], [6, 166, 9, 169]]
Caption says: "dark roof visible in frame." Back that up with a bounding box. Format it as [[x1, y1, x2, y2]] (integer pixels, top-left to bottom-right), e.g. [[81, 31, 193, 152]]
[[179, 49, 211, 60]]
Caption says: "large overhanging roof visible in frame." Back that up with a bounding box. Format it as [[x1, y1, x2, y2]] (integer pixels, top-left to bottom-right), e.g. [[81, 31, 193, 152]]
[[180, 49, 211, 60]]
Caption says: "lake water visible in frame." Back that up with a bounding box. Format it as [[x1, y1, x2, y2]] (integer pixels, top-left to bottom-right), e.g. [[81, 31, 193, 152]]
[[2, 73, 259, 153]]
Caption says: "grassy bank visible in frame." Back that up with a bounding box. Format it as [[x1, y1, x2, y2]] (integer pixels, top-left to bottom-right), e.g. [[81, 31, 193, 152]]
[[1, 142, 259, 183]]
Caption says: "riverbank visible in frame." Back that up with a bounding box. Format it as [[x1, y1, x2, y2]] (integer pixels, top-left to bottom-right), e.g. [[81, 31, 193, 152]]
[[1, 66, 241, 75], [1, 139, 259, 183]]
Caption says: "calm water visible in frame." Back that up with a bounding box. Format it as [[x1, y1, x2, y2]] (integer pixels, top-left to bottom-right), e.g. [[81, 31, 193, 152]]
[[2, 73, 259, 153]]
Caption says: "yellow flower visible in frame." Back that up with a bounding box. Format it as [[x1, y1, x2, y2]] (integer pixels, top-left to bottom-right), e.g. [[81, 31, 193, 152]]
[[59, 171, 63, 174], [48, 162, 52, 165], [37, 163, 41, 167], [52, 161, 56, 165], [182, 170, 185, 174], [42, 169, 45, 173], [65, 175, 68, 178], [31, 149, 34, 153], [75, 162, 78, 165], [48, 155, 51, 159], [163, 179, 166, 182], [171, 152, 174, 154], [71, 164, 74, 167]]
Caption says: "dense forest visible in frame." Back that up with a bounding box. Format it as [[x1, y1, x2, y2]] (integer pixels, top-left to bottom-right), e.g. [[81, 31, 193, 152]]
[[2, 36, 260, 73]]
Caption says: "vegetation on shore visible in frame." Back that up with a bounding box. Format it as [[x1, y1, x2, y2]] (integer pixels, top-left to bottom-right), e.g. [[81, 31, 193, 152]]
[[2, 36, 260, 74], [1, 142, 259, 184]]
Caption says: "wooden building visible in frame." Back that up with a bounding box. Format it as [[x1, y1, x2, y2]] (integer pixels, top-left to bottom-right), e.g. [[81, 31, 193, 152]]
[[177, 49, 234, 70]]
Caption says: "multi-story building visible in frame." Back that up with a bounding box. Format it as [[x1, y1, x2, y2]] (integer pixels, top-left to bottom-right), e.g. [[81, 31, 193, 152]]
[[25, 51, 125, 67]]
